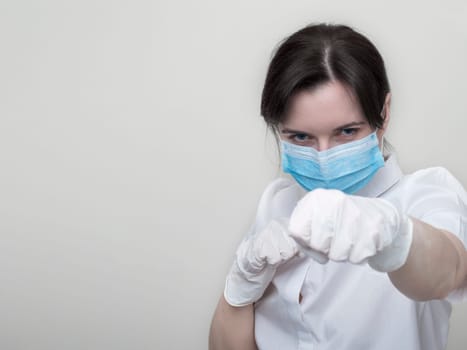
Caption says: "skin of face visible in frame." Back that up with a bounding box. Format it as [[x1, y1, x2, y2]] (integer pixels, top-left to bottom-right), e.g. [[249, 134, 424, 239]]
[[279, 80, 390, 151]]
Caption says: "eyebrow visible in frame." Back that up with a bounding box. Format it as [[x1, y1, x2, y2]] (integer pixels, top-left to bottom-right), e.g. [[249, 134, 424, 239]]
[[332, 121, 366, 131], [280, 121, 366, 134]]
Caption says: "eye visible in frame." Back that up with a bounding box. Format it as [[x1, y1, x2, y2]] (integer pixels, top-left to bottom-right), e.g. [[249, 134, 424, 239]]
[[290, 133, 310, 143], [340, 127, 359, 137]]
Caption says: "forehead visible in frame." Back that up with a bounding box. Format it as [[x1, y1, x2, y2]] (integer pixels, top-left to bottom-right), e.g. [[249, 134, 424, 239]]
[[283, 81, 367, 132]]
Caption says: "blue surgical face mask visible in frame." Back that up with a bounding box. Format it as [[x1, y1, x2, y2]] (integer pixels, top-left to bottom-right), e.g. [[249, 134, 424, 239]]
[[281, 132, 384, 194]]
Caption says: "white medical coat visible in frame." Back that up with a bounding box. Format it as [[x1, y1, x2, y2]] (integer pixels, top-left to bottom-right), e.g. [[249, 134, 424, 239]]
[[252, 155, 467, 350]]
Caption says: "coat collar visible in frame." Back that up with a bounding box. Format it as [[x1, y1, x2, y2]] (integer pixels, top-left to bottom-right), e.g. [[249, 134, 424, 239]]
[[355, 154, 403, 198]]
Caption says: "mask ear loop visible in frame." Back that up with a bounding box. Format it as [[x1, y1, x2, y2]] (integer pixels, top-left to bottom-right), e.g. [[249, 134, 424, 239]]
[[379, 103, 387, 156]]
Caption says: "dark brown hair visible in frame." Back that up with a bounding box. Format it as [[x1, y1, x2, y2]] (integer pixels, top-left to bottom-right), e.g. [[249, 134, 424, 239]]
[[260, 23, 390, 130]]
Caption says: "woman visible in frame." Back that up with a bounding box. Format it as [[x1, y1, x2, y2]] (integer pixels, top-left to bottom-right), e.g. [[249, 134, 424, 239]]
[[209, 23, 467, 350]]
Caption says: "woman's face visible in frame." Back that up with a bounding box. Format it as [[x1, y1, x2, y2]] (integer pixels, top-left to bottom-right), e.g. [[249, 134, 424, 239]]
[[279, 80, 385, 151]]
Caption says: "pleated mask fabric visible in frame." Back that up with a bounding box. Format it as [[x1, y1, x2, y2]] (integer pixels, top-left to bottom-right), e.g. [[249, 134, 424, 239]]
[[281, 132, 385, 194]]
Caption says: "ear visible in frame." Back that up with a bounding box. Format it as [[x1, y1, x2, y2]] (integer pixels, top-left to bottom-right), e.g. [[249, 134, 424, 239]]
[[376, 92, 391, 140]]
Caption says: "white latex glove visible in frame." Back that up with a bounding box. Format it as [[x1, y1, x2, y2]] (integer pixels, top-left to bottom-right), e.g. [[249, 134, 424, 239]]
[[288, 189, 413, 272], [224, 219, 299, 307]]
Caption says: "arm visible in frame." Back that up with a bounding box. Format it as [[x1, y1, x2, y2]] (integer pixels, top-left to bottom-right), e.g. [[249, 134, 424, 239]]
[[209, 296, 257, 350], [287, 188, 467, 302], [388, 217, 467, 301]]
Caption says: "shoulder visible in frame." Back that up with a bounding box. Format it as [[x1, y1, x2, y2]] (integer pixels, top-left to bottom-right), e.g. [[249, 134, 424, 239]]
[[391, 167, 466, 200], [392, 167, 467, 210], [390, 166, 467, 211], [387, 166, 467, 246], [405, 166, 466, 192], [253, 177, 305, 232], [259, 177, 303, 206]]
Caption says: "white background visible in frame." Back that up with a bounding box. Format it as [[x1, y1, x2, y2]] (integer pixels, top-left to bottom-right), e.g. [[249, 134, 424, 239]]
[[1, 0, 467, 349]]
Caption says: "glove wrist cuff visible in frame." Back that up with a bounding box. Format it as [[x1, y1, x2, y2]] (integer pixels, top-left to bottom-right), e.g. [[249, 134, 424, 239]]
[[368, 216, 414, 272]]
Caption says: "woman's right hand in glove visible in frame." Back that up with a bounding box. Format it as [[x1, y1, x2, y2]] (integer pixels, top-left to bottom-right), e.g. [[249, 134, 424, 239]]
[[223, 219, 299, 307]]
